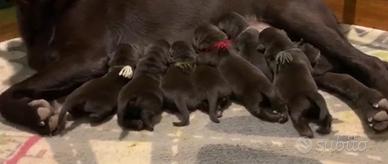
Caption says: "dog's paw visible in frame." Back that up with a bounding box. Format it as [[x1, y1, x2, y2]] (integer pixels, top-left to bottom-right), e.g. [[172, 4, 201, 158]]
[[367, 98, 388, 132], [27, 99, 61, 134]]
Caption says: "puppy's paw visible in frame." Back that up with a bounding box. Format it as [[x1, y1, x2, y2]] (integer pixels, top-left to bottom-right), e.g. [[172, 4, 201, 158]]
[[297, 128, 314, 138], [173, 121, 189, 127]]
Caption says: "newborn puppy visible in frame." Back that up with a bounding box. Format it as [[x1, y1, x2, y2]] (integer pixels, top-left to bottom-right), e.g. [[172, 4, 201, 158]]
[[260, 27, 332, 138], [191, 42, 232, 123], [117, 40, 170, 131], [193, 24, 288, 123], [217, 12, 249, 40], [161, 41, 199, 126], [217, 12, 272, 79], [57, 44, 141, 132]]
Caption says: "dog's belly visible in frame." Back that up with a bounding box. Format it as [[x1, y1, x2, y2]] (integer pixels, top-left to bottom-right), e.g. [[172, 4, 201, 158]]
[[107, 0, 259, 44]]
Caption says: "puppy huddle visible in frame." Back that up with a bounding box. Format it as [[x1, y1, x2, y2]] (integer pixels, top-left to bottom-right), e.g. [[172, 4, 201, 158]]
[[56, 12, 332, 138]]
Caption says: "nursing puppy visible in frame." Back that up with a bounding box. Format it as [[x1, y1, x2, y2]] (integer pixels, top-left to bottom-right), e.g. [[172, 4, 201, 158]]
[[117, 40, 170, 131], [56, 44, 141, 132], [191, 43, 232, 123], [161, 41, 199, 126], [217, 13, 272, 79], [193, 24, 288, 123], [260, 27, 332, 138]]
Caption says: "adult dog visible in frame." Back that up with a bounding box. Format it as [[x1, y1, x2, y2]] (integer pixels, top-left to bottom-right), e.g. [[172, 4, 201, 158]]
[[1, 0, 388, 134]]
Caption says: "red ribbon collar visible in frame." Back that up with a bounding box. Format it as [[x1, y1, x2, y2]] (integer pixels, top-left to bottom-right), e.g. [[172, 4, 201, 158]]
[[202, 39, 232, 52], [212, 39, 232, 50]]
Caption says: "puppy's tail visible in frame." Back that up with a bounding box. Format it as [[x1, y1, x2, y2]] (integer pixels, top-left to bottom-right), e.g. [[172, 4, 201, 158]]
[[306, 92, 330, 121]]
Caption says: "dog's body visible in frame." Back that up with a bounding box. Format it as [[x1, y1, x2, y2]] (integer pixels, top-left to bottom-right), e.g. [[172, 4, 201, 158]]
[[191, 46, 232, 124], [193, 24, 288, 123], [260, 28, 332, 137], [217, 12, 273, 79], [117, 40, 170, 131], [299, 43, 388, 131], [56, 44, 141, 132], [2, 0, 388, 134], [161, 41, 201, 126]]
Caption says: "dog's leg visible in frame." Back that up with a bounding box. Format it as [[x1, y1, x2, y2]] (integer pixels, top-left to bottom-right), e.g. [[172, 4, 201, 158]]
[[243, 93, 284, 123], [290, 111, 314, 138], [261, 0, 388, 97], [207, 93, 220, 123], [173, 98, 191, 127], [288, 97, 314, 138], [0, 51, 108, 135], [84, 103, 115, 123], [316, 114, 332, 135], [315, 72, 388, 132]]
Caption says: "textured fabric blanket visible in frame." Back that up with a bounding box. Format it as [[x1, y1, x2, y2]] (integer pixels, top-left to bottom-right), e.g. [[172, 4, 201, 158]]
[[1, 25, 388, 164]]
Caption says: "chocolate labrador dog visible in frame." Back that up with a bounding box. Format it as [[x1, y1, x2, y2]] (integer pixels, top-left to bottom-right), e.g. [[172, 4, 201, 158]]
[[56, 44, 141, 132], [117, 40, 170, 131], [260, 27, 332, 138], [2, 0, 388, 134], [193, 24, 288, 123]]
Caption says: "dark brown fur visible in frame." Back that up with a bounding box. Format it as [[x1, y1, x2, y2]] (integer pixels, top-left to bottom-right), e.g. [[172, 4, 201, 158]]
[[2, 0, 388, 134], [56, 44, 141, 133], [193, 24, 288, 123], [161, 41, 199, 126], [260, 27, 332, 138], [217, 12, 272, 79], [117, 40, 170, 131]]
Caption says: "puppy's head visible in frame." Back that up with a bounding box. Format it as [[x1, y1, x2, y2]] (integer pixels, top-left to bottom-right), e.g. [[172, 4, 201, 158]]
[[171, 41, 196, 63], [235, 28, 260, 51], [109, 44, 143, 67], [259, 27, 289, 48], [143, 40, 172, 72], [217, 12, 249, 39], [193, 24, 228, 52], [298, 42, 321, 67]]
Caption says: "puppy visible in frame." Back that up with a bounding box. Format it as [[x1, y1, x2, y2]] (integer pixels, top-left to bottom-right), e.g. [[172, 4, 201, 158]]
[[217, 12, 250, 40], [191, 42, 232, 124], [193, 24, 288, 123], [57, 44, 141, 132], [117, 40, 170, 131], [161, 41, 199, 126], [260, 27, 332, 138], [217, 12, 272, 79]]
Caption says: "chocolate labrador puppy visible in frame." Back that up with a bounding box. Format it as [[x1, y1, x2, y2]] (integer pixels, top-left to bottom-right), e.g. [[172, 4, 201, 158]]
[[3, 0, 388, 134], [260, 27, 332, 138], [217, 12, 272, 79], [161, 41, 199, 126], [191, 42, 232, 124], [193, 24, 288, 123], [117, 40, 170, 131], [56, 44, 141, 132]]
